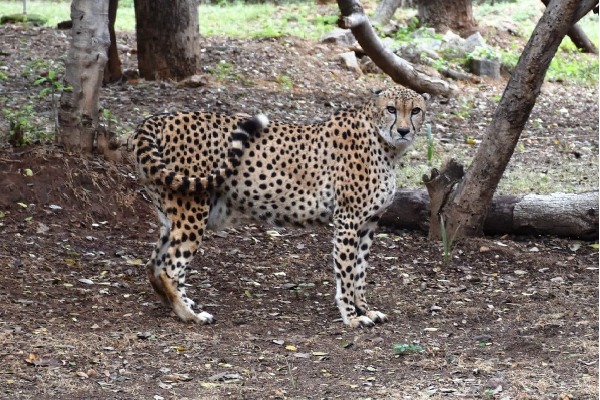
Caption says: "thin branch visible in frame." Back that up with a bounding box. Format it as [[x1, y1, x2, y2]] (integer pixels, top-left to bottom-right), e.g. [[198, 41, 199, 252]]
[[336, 0, 457, 97]]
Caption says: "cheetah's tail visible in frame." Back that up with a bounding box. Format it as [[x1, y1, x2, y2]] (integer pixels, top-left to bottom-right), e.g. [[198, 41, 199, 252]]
[[185, 114, 269, 192], [133, 114, 269, 194]]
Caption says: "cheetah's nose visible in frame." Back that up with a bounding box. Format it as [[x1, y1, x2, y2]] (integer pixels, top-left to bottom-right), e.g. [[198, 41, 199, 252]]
[[397, 128, 410, 138]]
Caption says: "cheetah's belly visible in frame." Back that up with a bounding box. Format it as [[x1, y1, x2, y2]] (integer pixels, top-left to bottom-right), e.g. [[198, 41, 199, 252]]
[[207, 182, 335, 230]]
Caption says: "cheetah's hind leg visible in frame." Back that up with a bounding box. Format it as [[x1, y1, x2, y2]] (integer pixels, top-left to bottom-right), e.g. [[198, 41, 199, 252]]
[[147, 194, 215, 324]]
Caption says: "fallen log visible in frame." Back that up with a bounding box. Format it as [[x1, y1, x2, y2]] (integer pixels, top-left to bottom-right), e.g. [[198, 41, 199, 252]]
[[380, 189, 599, 240]]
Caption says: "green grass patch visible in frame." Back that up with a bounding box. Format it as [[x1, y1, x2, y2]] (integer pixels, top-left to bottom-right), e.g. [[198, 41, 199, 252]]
[[0, 1, 135, 30], [392, 343, 424, 355], [0, 1, 338, 39], [198, 2, 338, 39], [476, 0, 599, 86], [475, 0, 545, 26], [400, 132, 598, 195]]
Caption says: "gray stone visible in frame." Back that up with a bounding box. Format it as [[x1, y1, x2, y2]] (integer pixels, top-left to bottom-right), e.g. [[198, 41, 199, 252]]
[[470, 57, 500, 79], [381, 37, 400, 52], [339, 51, 361, 74], [411, 27, 437, 40], [321, 29, 356, 46], [177, 74, 208, 88], [464, 32, 487, 53], [441, 30, 467, 57]]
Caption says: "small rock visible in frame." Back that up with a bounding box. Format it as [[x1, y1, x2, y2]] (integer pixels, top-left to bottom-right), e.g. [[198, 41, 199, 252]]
[[473, 334, 493, 342], [137, 332, 154, 340], [208, 372, 242, 382], [464, 32, 487, 53], [339, 51, 361, 75], [529, 246, 540, 252], [470, 57, 500, 79], [550, 277, 565, 284], [320, 28, 356, 46], [35, 222, 50, 234], [440, 388, 456, 393], [359, 56, 382, 74], [514, 270, 527, 276], [479, 246, 490, 253], [177, 74, 208, 88]]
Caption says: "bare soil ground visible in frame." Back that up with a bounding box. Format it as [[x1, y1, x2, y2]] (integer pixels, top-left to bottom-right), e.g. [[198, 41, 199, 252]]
[[0, 23, 598, 400]]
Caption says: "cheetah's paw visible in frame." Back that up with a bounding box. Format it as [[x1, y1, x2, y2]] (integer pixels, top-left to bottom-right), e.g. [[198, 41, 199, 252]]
[[365, 310, 388, 324], [347, 315, 376, 328], [191, 311, 216, 324]]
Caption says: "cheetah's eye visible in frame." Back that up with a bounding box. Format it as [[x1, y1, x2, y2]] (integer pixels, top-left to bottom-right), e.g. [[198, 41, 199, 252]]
[[386, 106, 396, 114], [411, 107, 422, 115]]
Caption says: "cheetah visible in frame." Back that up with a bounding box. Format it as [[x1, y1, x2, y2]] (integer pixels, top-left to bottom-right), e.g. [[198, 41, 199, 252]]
[[133, 87, 429, 328]]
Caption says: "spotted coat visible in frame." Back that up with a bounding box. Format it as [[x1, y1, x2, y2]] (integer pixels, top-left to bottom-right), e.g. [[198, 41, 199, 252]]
[[132, 86, 429, 328]]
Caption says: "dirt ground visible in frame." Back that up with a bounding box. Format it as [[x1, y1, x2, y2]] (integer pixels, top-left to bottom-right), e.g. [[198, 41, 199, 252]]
[[0, 21, 598, 400]]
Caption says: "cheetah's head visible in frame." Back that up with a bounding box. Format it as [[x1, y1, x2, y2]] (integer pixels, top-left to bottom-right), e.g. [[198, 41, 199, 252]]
[[371, 87, 430, 151]]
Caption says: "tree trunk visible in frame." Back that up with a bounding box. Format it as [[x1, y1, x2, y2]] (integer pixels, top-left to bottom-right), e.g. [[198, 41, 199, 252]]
[[417, 0, 477, 35], [541, 0, 598, 54], [336, 0, 457, 97], [380, 189, 599, 240], [372, 0, 403, 26], [103, 0, 122, 84], [133, 0, 200, 81], [426, 0, 598, 242], [57, 0, 110, 153]]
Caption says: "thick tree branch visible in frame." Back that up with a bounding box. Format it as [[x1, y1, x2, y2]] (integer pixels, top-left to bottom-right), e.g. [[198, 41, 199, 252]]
[[336, 0, 457, 97], [575, 0, 599, 21], [542, 0, 598, 54]]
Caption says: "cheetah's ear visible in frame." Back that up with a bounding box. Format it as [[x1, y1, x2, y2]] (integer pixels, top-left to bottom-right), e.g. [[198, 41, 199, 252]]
[[421, 93, 431, 102]]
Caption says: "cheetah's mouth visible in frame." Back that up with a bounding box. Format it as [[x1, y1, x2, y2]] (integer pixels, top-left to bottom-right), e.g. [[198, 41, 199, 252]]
[[395, 135, 412, 142]]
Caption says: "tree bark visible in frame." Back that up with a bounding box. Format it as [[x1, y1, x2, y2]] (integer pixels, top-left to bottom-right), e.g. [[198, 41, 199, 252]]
[[133, 0, 200, 81], [58, 0, 110, 153], [336, 0, 457, 97], [103, 0, 122, 84], [427, 0, 598, 242], [541, 0, 598, 54], [417, 0, 477, 35], [380, 189, 599, 240]]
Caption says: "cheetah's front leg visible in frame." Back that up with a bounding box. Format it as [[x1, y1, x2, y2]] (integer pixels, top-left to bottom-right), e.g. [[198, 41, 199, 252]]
[[354, 225, 388, 324], [332, 225, 387, 328]]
